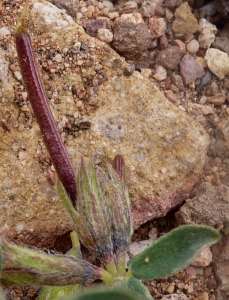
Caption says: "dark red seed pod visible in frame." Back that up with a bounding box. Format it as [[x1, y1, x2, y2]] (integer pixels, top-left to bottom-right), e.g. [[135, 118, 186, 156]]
[[15, 3, 76, 204]]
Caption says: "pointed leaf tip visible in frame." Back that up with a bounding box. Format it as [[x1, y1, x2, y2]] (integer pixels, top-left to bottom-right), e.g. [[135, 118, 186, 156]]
[[15, 0, 30, 34]]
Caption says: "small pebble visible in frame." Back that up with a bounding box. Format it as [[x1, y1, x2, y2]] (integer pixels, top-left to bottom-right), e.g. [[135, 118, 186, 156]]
[[161, 167, 167, 174], [54, 54, 62, 62], [123, 63, 135, 76], [108, 12, 119, 19], [187, 39, 199, 54], [19, 151, 27, 160], [80, 6, 88, 13], [166, 283, 175, 294], [199, 95, 207, 104], [14, 71, 22, 81], [87, 5, 95, 14], [21, 92, 28, 100], [97, 28, 113, 43], [103, 0, 114, 9], [153, 64, 167, 81], [0, 27, 11, 38], [141, 68, 152, 79]]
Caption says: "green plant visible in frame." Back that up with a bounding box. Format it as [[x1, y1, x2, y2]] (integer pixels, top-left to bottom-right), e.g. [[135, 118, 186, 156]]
[[0, 156, 220, 299], [0, 1, 221, 299]]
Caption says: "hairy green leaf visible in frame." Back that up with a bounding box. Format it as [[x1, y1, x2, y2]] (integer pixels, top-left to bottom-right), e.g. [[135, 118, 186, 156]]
[[37, 232, 81, 300], [2, 240, 100, 286], [128, 225, 220, 280], [38, 285, 80, 300], [113, 277, 153, 300], [0, 289, 5, 300], [65, 289, 138, 300]]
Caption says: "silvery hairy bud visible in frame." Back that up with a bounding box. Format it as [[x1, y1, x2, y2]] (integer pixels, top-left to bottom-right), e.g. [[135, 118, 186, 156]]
[[58, 155, 132, 276], [75, 157, 116, 274], [98, 155, 132, 275], [1, 239, 104, 286]]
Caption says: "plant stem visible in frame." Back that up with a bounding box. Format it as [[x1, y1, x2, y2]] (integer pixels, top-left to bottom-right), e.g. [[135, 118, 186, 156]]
[[70, 231, 81, 258], [115, 250, 127, 276], [99, 268, 115, 286], [15, 0, 77, 204]]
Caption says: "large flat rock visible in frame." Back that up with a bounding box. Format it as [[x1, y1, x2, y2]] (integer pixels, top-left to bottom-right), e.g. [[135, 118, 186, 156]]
[[0, 0, 209, 247]]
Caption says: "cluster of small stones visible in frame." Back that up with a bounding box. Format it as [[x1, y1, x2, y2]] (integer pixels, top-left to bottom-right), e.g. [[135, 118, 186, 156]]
[[3, 0, 229, 187], [55, 0, 229, 192]]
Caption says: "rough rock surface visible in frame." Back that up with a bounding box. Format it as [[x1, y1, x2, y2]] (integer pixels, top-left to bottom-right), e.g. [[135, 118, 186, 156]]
[[164, 0, 182, 9], [212, 36, 229, 55], [112, 13, 151, 59], [139, 0, 159, 18], [161, 294, 189, 300], [50, 0, 79, 17], [191, 246, 212, 267], [214, 0, 229, 17], [198, 27, 215, 49], [176, 181, 229, 299], [156, 46, 185, 70], [148, 17, 167, 39], [0, 0, 209, 246], [172, 2, 200, 35], [212, 234, 229, 300], [179, 53, 205, 85], [176, 182, 229, 227], [205, 48, 229, 79], [207, 92, 226, 105], [84, 17, 113, 38], [214, 117, 229, 158]]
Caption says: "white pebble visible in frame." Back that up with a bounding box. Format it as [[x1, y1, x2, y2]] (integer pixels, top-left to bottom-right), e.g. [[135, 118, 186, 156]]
[[199, 95, 207, 104], [77, 12, 83, 19], [199, 18, 218, 34], [14, 71, 22, 81], [19, 151, 27, 160], [97, 29, 113, 43], [153, 64, 167, 81], [103, 7, 109, 15], [81, 6, 88, 13], [187, 39, 199, 54], [205, 48, 229, 79], [161, 167, 167, 174], [54, 54, 62, 62], [98, 2, 104, 9], [22, 92, 28, 100], [0, 27, 11, 38], [16, 222, 25, 232], [103, 0, 114, 9]]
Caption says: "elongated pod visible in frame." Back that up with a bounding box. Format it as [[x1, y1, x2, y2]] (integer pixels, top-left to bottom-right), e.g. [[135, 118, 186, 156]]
[[15, 1, 77, 204]]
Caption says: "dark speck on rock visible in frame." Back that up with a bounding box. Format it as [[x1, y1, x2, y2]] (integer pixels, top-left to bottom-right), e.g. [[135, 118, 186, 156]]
[[123, 63, 135, 76]]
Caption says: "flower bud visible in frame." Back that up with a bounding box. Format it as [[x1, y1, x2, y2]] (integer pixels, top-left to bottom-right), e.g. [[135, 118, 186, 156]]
[[75, 158, 115, 271], [97, 155, 132, 275], [59, 155, 132, 276], [1, 239, 102, 286]]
